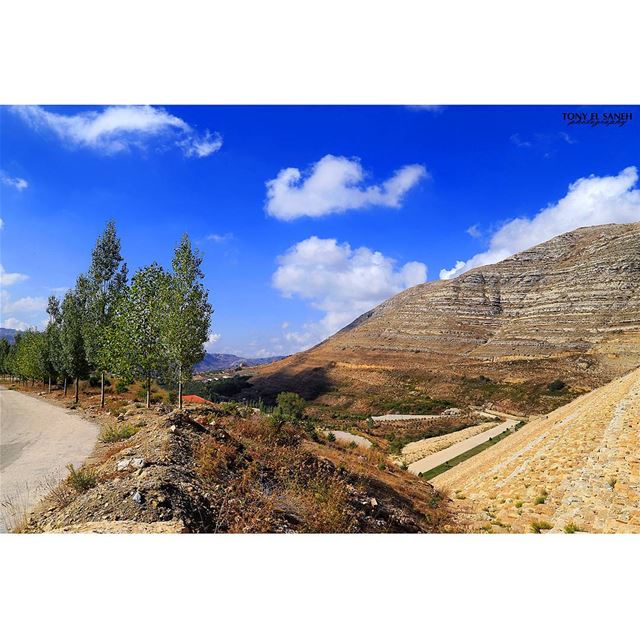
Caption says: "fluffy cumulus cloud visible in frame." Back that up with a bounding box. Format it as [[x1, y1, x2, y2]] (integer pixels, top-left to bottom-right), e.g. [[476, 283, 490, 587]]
[[0, 264, 28, 286], [440, 166, 640, 279], [265, 155, 427, 220], [273, 236, 427, 345], [1, 171, 28, 191], [0, 289, 47, 330], [11, 105, 222, 157], [203, 333, 221, 353]]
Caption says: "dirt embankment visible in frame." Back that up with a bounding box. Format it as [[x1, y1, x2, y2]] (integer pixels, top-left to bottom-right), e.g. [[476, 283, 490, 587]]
[[25, 402, 456, 533], [433, 367, 640, 533]]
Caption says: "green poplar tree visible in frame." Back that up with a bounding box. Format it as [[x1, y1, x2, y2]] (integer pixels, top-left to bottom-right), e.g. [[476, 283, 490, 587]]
[[0, 338, 10, 378], [163, 234, 213, 408], [45, 295, 63, 393], [60, 290, 90, 403], [80, 221, 128, 407], [104, 263, 169, 408]]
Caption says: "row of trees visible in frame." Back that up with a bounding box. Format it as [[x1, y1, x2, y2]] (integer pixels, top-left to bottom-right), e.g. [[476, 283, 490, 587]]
[[0, 221, 212, 408]]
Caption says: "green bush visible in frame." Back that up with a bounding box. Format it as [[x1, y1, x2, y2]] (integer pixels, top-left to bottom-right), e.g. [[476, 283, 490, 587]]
[[66, 464, 97, 493], [99, 422, 140, 443], [89, 375, 111, 388], [547, 379, 566, 392], [275, 392, 306, 422], [115, 380, 129, 393], [326, 431, 336, 442]]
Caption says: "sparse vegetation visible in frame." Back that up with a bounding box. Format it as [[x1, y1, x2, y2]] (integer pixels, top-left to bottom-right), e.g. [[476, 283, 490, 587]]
[[564, 522, 582, 534], [534, 489, 548, 505], [65, 464, 98, 493], [99, 422, 141, 443], [530, 519, 552, 533], [547, 379, 566, 392]]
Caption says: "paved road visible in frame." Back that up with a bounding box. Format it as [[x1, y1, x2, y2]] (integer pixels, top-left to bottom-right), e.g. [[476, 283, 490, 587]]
[[0, 387, 99, 532], [371, 414, 440, 423], [408, 419, 518, 476]]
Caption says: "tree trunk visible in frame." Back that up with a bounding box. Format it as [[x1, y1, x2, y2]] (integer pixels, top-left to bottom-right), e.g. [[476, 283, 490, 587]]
[[100, 371, 105, 408], [64, 377, 68, 396], [48, 375, 52, 394], [74, 377, 79, 404], [146, 375, 151, 408], [178, 379, 183, 410]]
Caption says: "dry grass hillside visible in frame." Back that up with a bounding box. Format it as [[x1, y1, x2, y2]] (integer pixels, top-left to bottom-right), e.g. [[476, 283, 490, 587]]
[[248, 223, 640, 415], [432, 367, 640, 533], [22, 398, 456, 533]]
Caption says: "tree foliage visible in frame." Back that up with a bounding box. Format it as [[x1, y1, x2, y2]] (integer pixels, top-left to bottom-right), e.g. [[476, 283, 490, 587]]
[[103, 263, 170, 406], [3, 227, 213, 408], [163, 234, 213, 406]]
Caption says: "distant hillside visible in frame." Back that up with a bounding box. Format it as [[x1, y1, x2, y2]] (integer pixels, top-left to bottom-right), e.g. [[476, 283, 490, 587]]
[[249, 222, 640, 413], [195, 352, 285, 373], [0, 328, 18, 344]]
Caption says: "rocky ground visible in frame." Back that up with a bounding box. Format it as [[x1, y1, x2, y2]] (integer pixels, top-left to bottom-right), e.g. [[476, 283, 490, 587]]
[[432, 367, 640, 533], [23, 400, 456, 533]]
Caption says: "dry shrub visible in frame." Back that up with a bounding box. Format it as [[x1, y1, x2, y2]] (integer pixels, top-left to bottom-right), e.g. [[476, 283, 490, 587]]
[[0, 489, 33, 533], [194, 435, 245, 482], [296, 476, 357, 533], [41, 474, 75, 509]]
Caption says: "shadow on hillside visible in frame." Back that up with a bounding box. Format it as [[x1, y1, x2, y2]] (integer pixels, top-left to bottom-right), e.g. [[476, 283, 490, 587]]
[[242, 366, 333, 404]]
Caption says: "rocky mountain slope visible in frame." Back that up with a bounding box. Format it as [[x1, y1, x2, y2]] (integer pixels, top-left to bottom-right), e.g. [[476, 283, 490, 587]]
[[432, 366, 640, 533], [195, 352, 285, 373], [249, 223, 640, 413]]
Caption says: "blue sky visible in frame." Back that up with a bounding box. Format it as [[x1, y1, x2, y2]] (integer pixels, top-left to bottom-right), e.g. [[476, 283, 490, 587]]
[[1, 105, 639, 356]]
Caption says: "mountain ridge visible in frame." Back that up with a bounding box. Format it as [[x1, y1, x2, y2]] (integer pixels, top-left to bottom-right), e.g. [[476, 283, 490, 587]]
[[248, 222, 640, 413]]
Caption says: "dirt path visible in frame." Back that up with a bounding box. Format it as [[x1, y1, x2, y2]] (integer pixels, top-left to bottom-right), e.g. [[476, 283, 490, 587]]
[[407, 419, 518, 475], [371, 414, 440, 423], [432, 368, 640, 533], [324, 429, 372, 449], [400, 420, 501, 465], [0, 387, 99, 532]]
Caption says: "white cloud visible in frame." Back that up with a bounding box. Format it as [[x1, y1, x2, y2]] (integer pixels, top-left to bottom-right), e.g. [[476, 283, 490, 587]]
[[0, 264, 29, 286], [204, 333, 221, 352], [406, 105, 445, 113], [179, 131, 223, 158], [206, 232, 233, 243], [559, 132, 576, 144], [265, 154, 427, 220], [11, 105, 222, 158], [1, 317, 30, 331], [510, 133, 532, 148], [440, 166, 640, 279], [273, 236, 427, 340], [0, 218, 4, 230], [0, 290, 47, 330], [1, 171, 28, 191], [1, 294, 47, 314], [466, 224, 481, 238]]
